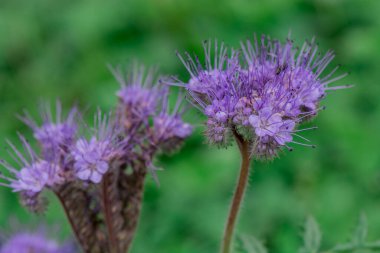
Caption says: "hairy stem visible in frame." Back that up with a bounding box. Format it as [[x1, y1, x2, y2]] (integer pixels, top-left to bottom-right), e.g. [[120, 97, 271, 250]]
[[56, 193, 88, 253], [119, 169, 147, 252], [55, 183, 106, 253], [101, 170, 120, 253], [221, 131, 252, 253]]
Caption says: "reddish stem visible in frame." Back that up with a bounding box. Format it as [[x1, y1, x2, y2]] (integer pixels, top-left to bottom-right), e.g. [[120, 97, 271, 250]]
[[221, 131, 252, 253], [101, 171, 120, 253]]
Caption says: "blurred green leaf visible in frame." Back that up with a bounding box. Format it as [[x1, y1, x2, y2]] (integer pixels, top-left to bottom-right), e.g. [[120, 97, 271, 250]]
[[365, 240, 380, 250], [236, 234, 267, 253], [300, 216, 321, 253], [352, 213, 368, 246], [331, 243, 355, 252]]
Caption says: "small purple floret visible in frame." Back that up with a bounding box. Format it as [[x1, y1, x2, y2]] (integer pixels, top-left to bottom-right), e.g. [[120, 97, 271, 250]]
[[11, 161, 61, 193], [20, 101, 77, 161], [71, 137, 111, 183]]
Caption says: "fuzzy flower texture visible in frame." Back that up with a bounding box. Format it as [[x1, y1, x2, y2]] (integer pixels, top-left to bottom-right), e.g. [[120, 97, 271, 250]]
[[175, 35, 351, 159]]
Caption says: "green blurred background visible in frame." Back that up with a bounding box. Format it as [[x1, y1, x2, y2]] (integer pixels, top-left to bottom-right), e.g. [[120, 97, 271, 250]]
[[0, 0, 379, 252]]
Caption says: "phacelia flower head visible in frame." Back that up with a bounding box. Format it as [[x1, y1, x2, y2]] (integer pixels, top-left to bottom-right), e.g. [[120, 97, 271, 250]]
[[111, 63, 192, 181], [111, 64, 166, 131], [20, 101, 77, 161], [177, 36, 351, 159], [71, 111, 124, 183]]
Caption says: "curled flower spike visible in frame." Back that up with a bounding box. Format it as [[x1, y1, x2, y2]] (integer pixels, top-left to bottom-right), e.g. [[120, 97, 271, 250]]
[[19, 101, 77, 161], [176, 36, 351, 159]]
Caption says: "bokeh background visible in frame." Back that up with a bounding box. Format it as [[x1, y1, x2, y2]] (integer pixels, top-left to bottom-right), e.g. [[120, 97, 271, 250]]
[[0, 0, 379, 252]]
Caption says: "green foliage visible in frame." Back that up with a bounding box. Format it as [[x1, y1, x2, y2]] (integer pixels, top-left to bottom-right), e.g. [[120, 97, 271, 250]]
[[236, 235, 267, 253], [238, 214, 380, 253]]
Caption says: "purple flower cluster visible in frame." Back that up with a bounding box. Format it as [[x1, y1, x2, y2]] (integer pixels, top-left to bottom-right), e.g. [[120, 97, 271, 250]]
[[113, 66, 164, 129], [72, 137, 111, 183], [0, 65, 192, 213], [0, 135, 63, 211], [0, 107, 119, 211], [71, 112, 123, 183], [111, 64, 192, 156], [176, 35, 350, 159], [152, 93, 192, 153], [20, 102, 77, 161]]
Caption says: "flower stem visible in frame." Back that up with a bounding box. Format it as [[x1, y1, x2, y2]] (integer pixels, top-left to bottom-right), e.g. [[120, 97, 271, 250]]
[[56, 192, 89, 253], [101, 170, 120, 253], [221, 131, 251, 253]]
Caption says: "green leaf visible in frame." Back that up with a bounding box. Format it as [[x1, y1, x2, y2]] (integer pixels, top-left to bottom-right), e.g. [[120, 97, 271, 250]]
[[352, 213, 368, 246], [237, 234, 267, 253], [364, 240, 380, 250], [300, 215, 321, 253], [331, 243, 355, 252]]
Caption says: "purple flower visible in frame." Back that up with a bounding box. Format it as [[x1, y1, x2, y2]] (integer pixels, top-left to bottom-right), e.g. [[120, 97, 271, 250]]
[[0, 233, 60, 253], [176, 36, 350, 159], [248, 107, 282, 137], [117, 86, 158, 117], [10, 161, 60, 192], [70, 111, 123, 183], [111, 63, 192, 177], [20, 101, 77, 161], [154, 115, 192, 140], [71, 137, 111, 183], [111, 64, 165, 130], [274, 120, 296, 145], [0, 229, 76, 253], [0, 136, 63, 193], [152, 93, 192, 152]]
